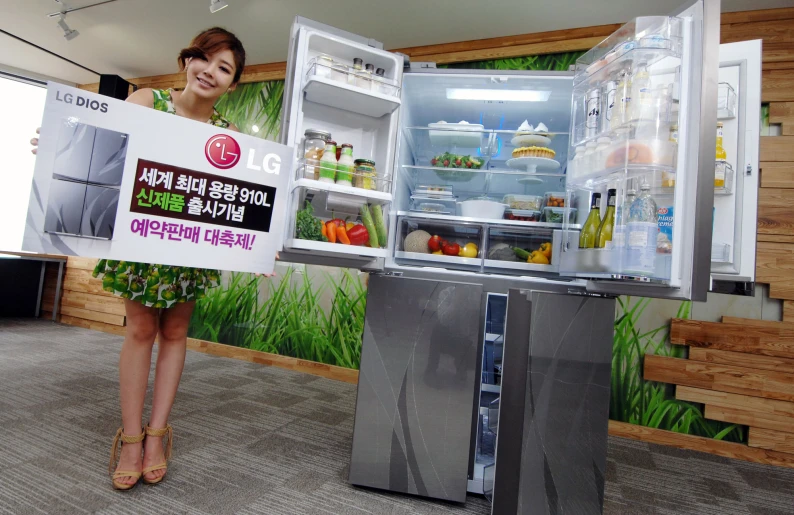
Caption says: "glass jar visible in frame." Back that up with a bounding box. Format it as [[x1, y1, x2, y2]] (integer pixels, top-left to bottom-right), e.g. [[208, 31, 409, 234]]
[[330, 63, 348, 83], [353, 159, 377, 190], [314, 54, 334, 79], [303, 129, 331, 180], [319, 140, 338, 183], [349, 58, 364, 85], [336, 144, 355, 187]]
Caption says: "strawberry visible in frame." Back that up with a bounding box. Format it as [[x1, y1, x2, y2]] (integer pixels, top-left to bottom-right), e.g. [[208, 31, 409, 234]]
[[443, 159, 450, 167], [431, 158, 437, 165]]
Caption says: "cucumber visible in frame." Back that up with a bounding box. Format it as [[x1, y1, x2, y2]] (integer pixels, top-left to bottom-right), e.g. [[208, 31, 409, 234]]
[[370, 204, 388, 248], [513, 247, 531, 261], [360, 204, 380, 249]]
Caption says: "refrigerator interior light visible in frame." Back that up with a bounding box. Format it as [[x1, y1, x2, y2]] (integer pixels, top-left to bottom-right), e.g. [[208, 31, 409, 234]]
[[445, 89, 551, 102]]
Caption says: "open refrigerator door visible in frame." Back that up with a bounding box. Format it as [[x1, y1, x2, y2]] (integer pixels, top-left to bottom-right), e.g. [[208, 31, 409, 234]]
[[278, 17, 403, 269], [559, 0, 720, 301]]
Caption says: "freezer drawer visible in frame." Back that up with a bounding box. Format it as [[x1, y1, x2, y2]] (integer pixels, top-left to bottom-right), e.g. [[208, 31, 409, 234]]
[[349, 275, 484, 503]]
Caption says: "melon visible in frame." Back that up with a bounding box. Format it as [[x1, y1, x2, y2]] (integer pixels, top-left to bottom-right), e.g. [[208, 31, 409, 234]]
[[404, 230, 432, 253]]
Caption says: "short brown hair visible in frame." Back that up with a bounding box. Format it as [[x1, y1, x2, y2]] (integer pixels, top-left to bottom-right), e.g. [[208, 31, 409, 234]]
[[178, 27, 246, 84]]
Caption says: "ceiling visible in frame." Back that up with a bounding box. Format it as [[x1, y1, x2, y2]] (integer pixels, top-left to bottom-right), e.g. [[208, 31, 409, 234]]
[[2, 0, 793, 85]]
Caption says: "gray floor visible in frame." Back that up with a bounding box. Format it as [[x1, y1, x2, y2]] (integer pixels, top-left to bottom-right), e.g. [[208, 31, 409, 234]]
[[1, 319, 793, 515]]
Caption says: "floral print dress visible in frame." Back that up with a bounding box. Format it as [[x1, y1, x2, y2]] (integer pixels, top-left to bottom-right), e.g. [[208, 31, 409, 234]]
[[92, 89, 231, 308]]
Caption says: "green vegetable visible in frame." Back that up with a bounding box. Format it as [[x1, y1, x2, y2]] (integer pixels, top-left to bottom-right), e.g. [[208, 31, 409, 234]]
[[370, 204, 388, 247], [296, 201, 327, 242], [359, 204, 380, 248], [513, 247, 531, 261]]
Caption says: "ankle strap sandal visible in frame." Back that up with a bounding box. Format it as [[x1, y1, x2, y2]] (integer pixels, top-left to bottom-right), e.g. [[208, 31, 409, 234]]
[[142, 424, 173, 485], [109, 428, 144, 490]]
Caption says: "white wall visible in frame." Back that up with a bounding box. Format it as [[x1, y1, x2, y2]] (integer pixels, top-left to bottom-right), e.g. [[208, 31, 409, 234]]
[[0, 76, 46, 252]]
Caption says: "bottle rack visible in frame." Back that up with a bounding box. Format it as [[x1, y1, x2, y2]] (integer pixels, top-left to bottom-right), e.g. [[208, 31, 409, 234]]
[[294, 158, 393, 195], [718, 82, 737, 120]]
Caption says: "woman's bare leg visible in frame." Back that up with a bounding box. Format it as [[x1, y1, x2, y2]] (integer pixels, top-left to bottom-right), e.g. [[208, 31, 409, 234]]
[[115, 300, 160, 485], [143, 300, 195, 481]]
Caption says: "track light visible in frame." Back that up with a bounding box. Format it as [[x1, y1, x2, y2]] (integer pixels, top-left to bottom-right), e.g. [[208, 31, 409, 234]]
[[210, 0, 229, 13], [57, 14, 79, 41]]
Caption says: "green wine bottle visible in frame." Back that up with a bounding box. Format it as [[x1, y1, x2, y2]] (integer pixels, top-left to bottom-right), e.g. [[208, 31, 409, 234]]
[[596, 189, 617, 248], [579, 193, 602, 249]]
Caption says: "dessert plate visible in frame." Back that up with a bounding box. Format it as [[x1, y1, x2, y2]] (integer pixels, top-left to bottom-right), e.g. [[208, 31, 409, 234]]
[[511, 134, 552, 147], [507, 157, 561, 173]]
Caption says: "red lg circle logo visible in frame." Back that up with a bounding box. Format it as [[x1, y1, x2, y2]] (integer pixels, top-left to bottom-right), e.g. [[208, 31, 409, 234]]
[[205, 134, 241, 169]]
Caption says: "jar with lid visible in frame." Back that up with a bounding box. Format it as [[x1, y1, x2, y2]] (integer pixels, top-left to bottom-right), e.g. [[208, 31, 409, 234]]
[[349, 58, 364, 85], [303, 129, 331, 180], [374, 68, 388, 94], [313, 54, 335, 79], [336, 144, 355, 187], [356, 63, 374, 89], [319, 140, 338, 183], [353, 159, 378, 190]]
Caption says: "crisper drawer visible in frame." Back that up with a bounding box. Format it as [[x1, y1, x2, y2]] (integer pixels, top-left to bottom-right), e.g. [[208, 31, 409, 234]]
[[285, 184, 390, 260], [394, 216, 484, 272], [484, 227, 561, 276]]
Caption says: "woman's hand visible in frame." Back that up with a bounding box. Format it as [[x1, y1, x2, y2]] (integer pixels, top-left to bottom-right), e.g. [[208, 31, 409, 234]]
[[254, 252, 280, 278], [30, 127, 40, 155]]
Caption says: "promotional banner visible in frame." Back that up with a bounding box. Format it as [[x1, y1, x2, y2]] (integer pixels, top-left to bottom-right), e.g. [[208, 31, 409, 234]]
[[23, 84, 292, 274]]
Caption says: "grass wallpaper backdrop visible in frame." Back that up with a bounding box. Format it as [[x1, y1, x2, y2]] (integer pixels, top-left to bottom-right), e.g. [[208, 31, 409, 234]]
[[193, 52, 747, 443]]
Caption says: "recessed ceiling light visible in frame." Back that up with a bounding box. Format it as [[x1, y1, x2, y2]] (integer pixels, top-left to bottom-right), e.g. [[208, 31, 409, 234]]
[[210, 0, 229, 13], [446, 88, 551, 102]]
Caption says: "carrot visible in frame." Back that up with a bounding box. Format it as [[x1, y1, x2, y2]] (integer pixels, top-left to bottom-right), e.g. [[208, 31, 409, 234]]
[[336, 224, 351, 245], [325, 221, 337, 243]]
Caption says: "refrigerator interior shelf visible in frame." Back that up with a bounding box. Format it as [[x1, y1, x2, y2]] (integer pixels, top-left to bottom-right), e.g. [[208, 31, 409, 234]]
[[293, 178, 392, 205], [396, 210, 579, 230], [506, 156, 562, 173], [567, 163, 674, 189], [711, 243, 731, 263], [401, 164, 564, 177], [717, 82, 737, 120], [304, 75, 401, 118], [285, 238, 389, 258]]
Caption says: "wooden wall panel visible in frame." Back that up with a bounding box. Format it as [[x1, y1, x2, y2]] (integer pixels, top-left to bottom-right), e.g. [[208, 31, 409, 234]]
[[763, 69, 794, 102], [758, 188, 794, 234], [749, 427, 794, 453], [670, 319, 794, 359], [756, 242, 794, 300], [704, 404, 794, 434], [760, 136, 794, 162], [643, 354, 794, 402], [676, 386, 794, 433], [688, 347, 794, 375], [760, 162, 794, 188], [769, 103, 794, 136]]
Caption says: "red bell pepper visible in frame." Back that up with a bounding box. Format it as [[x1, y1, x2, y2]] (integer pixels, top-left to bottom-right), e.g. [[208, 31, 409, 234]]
[[347, 224, 369, 246]]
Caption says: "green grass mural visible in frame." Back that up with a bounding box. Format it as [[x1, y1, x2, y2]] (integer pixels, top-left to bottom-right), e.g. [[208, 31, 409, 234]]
[[214, 80, 284, 141]]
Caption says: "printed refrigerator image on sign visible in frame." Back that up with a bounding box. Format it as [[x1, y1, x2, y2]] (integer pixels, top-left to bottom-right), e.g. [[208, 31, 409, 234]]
[[24, 84, 293, 275]]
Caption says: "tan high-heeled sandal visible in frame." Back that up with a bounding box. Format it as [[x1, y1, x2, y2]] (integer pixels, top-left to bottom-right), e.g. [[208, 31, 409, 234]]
[[142, 424, 173, 485], [109, 427, 145, 490]]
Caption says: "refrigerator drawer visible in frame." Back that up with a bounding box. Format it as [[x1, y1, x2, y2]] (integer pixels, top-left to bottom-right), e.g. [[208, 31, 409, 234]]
[[483, 227, 561, 276], [394, 216, 485, 272]]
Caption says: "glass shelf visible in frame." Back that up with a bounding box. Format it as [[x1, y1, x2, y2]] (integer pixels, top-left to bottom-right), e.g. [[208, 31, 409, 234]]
[[304, 59, 401, 118], [402, 127, 491, 169], [718, 82, 737, 120], [295, 159, 392, 193]]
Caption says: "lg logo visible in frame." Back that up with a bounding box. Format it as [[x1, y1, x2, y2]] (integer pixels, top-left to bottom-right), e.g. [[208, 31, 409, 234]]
[[205, 134, 281, 174], [205, 134, 241, 169]]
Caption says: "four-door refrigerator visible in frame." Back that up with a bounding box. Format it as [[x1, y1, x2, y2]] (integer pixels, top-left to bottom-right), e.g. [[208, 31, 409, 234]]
[[276, 0, 761, 511]]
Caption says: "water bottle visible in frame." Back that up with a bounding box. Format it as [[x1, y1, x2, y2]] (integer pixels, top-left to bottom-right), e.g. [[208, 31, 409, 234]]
[[625, 181, 658, 275]]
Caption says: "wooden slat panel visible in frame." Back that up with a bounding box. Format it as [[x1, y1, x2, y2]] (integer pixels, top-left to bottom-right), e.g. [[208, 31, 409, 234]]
[[689, 347, 794, 375], [704, 404, 794, 435], [417, 37, 605, 66], [721, 19, 794, 45], [758, 188, 794, 234], [720, 8, 794, 24], [749, 427, 794, 453], [760, 162, 794, 188], [763, 70, 794, 102], [609, 420, 794, 469], [670, 319, 794, 359], [756, 241, 794, 300], [785, 301, 794, 322], [66, 256, 98, 270], [763, 42, 794, 67], [677, 386, 794, 433], [758, 234, 794, 244], [57, 305, 125, 326], [721, 317, 794, 329], [55, 293, 126, 316], [186, 338, 359, 384], [62, 268, 114, 296], [760, 136, 794, 162], [769, 103, 794, 136], [58, 314, 127, 336], [644, 354, 794, 402]]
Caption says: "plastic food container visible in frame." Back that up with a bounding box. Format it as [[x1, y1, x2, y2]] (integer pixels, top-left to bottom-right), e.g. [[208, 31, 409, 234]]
[[543, 207, 577, 224], [413, 184, 453, 197], [504, 209, 541, 222], [460, 198, 507, 219], [410, 195, 457, 214], [544, 192, 567, 208], [503, 194, 542, 211]]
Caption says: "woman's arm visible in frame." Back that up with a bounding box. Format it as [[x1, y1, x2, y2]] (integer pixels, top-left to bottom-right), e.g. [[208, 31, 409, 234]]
[[126, 88, 155, 107]]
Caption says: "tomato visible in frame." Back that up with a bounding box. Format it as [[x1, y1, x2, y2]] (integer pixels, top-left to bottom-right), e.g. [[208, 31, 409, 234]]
[[428, 235, 443, 252], [442, 243, 460, 256]]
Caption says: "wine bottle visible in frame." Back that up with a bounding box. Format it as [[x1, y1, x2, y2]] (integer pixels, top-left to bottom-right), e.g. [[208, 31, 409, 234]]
[[579, 193, 602, 249], [596, 189, 616, 248]]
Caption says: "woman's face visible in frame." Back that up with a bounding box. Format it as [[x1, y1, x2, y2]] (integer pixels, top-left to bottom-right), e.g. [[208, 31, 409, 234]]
[[185, 48, 237, 100]]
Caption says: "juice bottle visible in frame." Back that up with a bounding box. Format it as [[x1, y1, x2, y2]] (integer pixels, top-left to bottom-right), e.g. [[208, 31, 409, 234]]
[[715, 123, 727, 188], [336, 143, 355, 187], [596, 189, 616, 248], [318, 140, 338, 183], [579, 193, 602, 249]]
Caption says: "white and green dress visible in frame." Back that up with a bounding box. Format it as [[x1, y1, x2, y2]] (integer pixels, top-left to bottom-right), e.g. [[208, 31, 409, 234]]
[[92, 89, 231, 308]]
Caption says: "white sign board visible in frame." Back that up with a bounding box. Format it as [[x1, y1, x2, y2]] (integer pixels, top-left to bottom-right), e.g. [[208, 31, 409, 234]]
[[23, 84, 292, 275]]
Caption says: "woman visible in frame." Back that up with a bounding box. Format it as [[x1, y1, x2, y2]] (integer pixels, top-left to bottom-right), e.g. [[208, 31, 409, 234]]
[[32, 27, 248, 490]]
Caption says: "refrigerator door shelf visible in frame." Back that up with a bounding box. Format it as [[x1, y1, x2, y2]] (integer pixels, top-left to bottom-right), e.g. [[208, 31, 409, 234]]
[[292, 178, 392, 205], [295, 159, 393, 194], [304, 74, 401, 118], [286, 238, 389, 259], [717, 82, 737, 119]]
